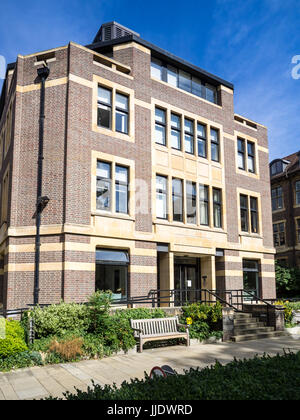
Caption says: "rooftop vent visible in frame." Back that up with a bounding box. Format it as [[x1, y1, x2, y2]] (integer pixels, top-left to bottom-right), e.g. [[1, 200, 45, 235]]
[[93, 22, 140, 44]]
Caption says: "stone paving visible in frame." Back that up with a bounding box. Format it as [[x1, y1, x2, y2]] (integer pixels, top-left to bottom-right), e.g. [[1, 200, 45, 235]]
[[0, 335, 299, 400]]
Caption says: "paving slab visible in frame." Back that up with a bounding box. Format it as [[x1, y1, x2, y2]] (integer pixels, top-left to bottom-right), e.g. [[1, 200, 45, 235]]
[[0, 335, 299, 400]]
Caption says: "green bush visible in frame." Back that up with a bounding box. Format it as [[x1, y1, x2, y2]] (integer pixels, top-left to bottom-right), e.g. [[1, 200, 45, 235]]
[[45, 351, 300, 400], [0, 320, 28, 358], [114, 307, 167, 321], [181, 302, 222, 340], [275, 262, 300, 297], [29, 302, 91, 338], [0, 351, 43, 372], [95, 315, 136, 354]]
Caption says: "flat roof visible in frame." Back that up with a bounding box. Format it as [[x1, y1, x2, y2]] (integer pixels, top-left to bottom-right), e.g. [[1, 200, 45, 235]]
[[86, 34, 234, 90]]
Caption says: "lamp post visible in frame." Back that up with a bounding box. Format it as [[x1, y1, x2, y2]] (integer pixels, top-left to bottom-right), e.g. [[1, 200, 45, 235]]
[[33, 65, 50, 306]]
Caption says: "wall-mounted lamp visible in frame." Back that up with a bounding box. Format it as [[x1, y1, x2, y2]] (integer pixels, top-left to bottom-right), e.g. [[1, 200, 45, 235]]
[[202, 275, 207, 286]]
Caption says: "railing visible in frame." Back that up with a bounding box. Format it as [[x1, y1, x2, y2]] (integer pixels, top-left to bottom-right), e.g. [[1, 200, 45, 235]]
[[0, 289, 278, 324]]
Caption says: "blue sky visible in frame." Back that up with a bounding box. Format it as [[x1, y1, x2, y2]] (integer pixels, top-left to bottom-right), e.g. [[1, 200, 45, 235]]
[[0, 0, 299, 160]]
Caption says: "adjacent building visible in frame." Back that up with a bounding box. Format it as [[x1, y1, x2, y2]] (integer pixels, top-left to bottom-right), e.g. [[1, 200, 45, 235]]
[[0, 22, 276, 311], [270, 152, 300, 268]]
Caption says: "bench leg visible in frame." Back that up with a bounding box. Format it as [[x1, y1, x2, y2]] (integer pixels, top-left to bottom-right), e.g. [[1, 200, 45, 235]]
[[139, 339, 143, 353], [186, 331, 190, 347]]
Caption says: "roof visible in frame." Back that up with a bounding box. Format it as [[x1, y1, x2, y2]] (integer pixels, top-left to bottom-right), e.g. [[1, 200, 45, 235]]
[[270, 151, 300, 181], [86, 32, 234, 91]]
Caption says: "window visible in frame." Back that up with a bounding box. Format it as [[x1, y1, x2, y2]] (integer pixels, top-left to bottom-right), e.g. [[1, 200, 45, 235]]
[[170, 113, 181, 150], [184, 119, 194, 154], [156, 175, 168, 219], [192, 77, 202, 97], [271, 186, 283, 211], [239, 194, 259, 234], [97, 86, 130, 135], [296, 219, 300, 243], [240, 194, 249, 232], [197, 123, 207, 158], [270, 160, 288, 176], [273, 222, 285, 247], [205, 84, 216, 103], [150, 57, 219, 105], [151, 57, 163, 80], [211, 128, 220, 162], [115, 93, 129, 134], [250, 197, 259, 233], [167, 64, 178, 87], [213, 188, 222, 228], [96, 161, 112, 211], [243, 260, 259, 297], [178, 70, 191, 93], [155, 108, 166, 146], [296, 181, 300, 205], [96, 249, 129, 300], [199, 184, 209, 226], [247, 142, 255, 173], [115, 165, 129, 214], [186, 181, 196, 224], [237, 138, 256, 173], [172, 178, 183, 222], [97, 86, 112, 129], [237, 138, 245, 170]]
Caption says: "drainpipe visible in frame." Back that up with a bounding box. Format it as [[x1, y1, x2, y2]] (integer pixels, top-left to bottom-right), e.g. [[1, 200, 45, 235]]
[[33, 65, 50, 306]]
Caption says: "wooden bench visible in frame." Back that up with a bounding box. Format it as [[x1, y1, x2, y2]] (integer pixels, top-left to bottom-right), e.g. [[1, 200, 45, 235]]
[[130, 316, 190, 353]]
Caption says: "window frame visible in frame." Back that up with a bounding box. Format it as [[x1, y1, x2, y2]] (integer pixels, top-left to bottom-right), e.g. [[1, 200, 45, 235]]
[[273, 222, 286, 247], [295, 180, 300, 206], [172, 178, 183, 223], [240, 194, 249, 232], [213, 187, 222, 228], [115, 164, 129, 215], [154, 107, 167, 146], [197, 123, 207, 158], [96, 161, 112, 212], [156, 175, 168, 220], [271, 186, 283, 211], [186, 181, 197, 224], [170, 113, 182, 151], [211, 128, 220, 163], [115, 92, 129, 135], [199, 184, 209, 226], [97, 86, 113, 130], [184, 118, 194, 155]]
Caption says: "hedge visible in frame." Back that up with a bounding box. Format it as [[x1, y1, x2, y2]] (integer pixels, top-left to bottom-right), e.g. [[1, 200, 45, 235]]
[[45, 351, 300, 400]]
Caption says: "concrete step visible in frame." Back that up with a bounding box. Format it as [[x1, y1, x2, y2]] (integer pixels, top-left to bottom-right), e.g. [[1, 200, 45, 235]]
[[233, 312, 253, 319], [233, 320, 264, 327], [232, 331, 286, 342], [234, 326, 275, 335]]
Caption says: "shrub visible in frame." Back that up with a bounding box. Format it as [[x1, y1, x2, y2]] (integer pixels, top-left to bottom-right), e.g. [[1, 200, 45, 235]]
[[45, 351, 300, 400], [0, 351, 43, 372], [114, 308, 167, 321], [0, 320, 28, 358], [48, 336, 84, 362], [82, 334, 105, 358], [181, 302, 223, 340], [29, 302, 91, 338], [95, 316, 136, 354], [275, 262, 300, 297]]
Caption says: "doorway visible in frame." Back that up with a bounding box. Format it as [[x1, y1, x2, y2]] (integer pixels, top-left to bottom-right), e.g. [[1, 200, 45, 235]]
[[174, 257, 200, 305]]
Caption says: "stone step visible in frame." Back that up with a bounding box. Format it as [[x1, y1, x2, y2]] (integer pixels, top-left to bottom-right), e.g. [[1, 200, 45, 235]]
[[232, 331, 286, 342], [233, 320, 264, 327], [234, 326, 275, 335], [233, 312, 253, 319]]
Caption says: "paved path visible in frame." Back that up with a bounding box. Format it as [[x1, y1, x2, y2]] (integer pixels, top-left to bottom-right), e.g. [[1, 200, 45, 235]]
[[0, 335, 299, 400]]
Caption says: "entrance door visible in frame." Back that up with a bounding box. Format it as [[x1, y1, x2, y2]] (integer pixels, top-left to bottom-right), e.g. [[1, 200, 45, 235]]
[[174, 263, 198, 305]]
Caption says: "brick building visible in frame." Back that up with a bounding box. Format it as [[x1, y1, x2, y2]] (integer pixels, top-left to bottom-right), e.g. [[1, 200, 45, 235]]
[[270, 152, 300, 268], [0, 22, 276, 310]]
